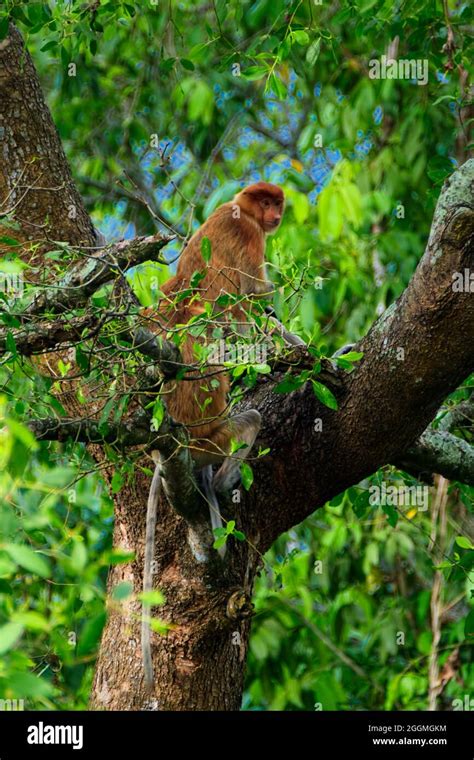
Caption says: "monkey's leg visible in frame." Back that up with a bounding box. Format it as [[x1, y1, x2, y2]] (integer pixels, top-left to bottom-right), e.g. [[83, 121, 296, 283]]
[[212, 409, 261, 493]]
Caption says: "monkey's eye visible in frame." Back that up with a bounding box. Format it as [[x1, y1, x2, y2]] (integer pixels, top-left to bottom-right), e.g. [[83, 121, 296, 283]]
[[260, 199, 271, 209]]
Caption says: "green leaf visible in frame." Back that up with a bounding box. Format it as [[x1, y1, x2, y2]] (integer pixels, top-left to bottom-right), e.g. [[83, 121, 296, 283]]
[[240, 461, 254, 491], [456, 536, 474, 550], [6, 331, 17, 357], [306, 37, 321, 66], [110, 470, 124, 494], [300, 289, 316, 331], [312, 380, 338, 410], [11, 611, 49, 631], [7, 671, 55, 698], [269, 73, 286, 100], [149, 617, 170, 634], [274, 373, 305, 394], [105, 549, 135, 565], [382, 504, 398, 528], [140, 590, 165, 606], [201, 236, 212, 263], [0, 555, 17, 575], [213, 535, 227, 550], [0, 16, 9, 40], [77, 612, 107, 656], [70, 541, 88, 573], [335, 351, 363, 363], [352, 489, 371, 518], [151, 397, 165, 430], [432, 94, 456, 106], [0, 235, 21, 246], [112, 582, 134, 601], [4, 544, 51, 578], [190, 269, 205, 288], [41, 39, 58, 52], [291, 30, 310, 45], [0, 622, 23, 654], [242, 66, 269, 81], [6, 418, 38, 450], [464, 608, 474, 639], [180, 58, 195, 70], [75, 344, 89, 372], [98, 396, 116, 433]]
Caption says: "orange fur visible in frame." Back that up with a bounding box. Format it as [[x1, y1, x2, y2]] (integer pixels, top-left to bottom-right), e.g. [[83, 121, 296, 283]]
[[144, 182, 285, 464]]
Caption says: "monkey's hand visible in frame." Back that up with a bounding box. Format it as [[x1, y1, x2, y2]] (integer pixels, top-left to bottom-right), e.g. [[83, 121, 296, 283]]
[[264, 309, 306, 347]]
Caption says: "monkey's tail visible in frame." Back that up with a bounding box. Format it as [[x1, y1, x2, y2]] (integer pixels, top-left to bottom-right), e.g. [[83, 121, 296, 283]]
[[201, 464, 226, 559], [141, 452, 161, 694]]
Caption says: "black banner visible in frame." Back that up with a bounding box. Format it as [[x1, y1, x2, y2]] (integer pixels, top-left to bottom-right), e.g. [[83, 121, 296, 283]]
[[0, 710, 471, 757]]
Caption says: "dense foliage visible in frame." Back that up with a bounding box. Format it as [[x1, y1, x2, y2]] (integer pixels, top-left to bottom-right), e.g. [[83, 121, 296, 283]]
[[0, 0, 472, 710]]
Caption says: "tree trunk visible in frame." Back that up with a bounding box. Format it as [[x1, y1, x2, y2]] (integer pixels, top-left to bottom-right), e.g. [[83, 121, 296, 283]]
[[1, 25, 473, 711], [0, 25, 97, 255]]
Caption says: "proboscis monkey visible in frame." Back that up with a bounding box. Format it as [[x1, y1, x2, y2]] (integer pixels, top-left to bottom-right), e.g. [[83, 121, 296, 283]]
[[141, 182, 303, 692]]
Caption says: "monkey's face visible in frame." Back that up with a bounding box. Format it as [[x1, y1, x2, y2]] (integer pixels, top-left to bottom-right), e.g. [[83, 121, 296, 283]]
[[236, 183, 285, 233], [259, 196, 284, 233]]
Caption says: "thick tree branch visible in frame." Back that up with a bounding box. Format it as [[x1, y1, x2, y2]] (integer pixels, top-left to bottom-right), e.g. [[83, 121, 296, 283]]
[[0, 313, 99, 356], [29, 409, 157, 447], [24, 233, 173, 316], [397, 429, 474, 487]]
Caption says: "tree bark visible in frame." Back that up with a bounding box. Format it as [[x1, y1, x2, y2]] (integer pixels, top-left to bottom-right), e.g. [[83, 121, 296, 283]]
[[1, 25, 473, 711], [0, 25, 97, 255]]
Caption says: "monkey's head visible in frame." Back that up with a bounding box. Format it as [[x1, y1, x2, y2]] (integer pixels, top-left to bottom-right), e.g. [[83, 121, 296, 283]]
[[234, 182, 285, 234]]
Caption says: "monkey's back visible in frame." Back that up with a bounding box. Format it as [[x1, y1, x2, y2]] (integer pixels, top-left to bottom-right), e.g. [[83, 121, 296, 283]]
[[142, 199, 263, 460], [142, 297, 230, 461]]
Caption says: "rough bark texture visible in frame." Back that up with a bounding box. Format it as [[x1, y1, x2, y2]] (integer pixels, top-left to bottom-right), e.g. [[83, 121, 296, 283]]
[[0, 25, 97, 255], [1, 25, 473, 712]]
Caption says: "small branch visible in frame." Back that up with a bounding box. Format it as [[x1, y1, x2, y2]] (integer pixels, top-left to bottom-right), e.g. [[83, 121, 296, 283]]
[[28, 408, 208, 527], [0, 313, 98, 356], [28, 409, 159, 447], [437, 396, 474, 432], [78, 175, 181, 237], [25, 233, 173, 316]]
